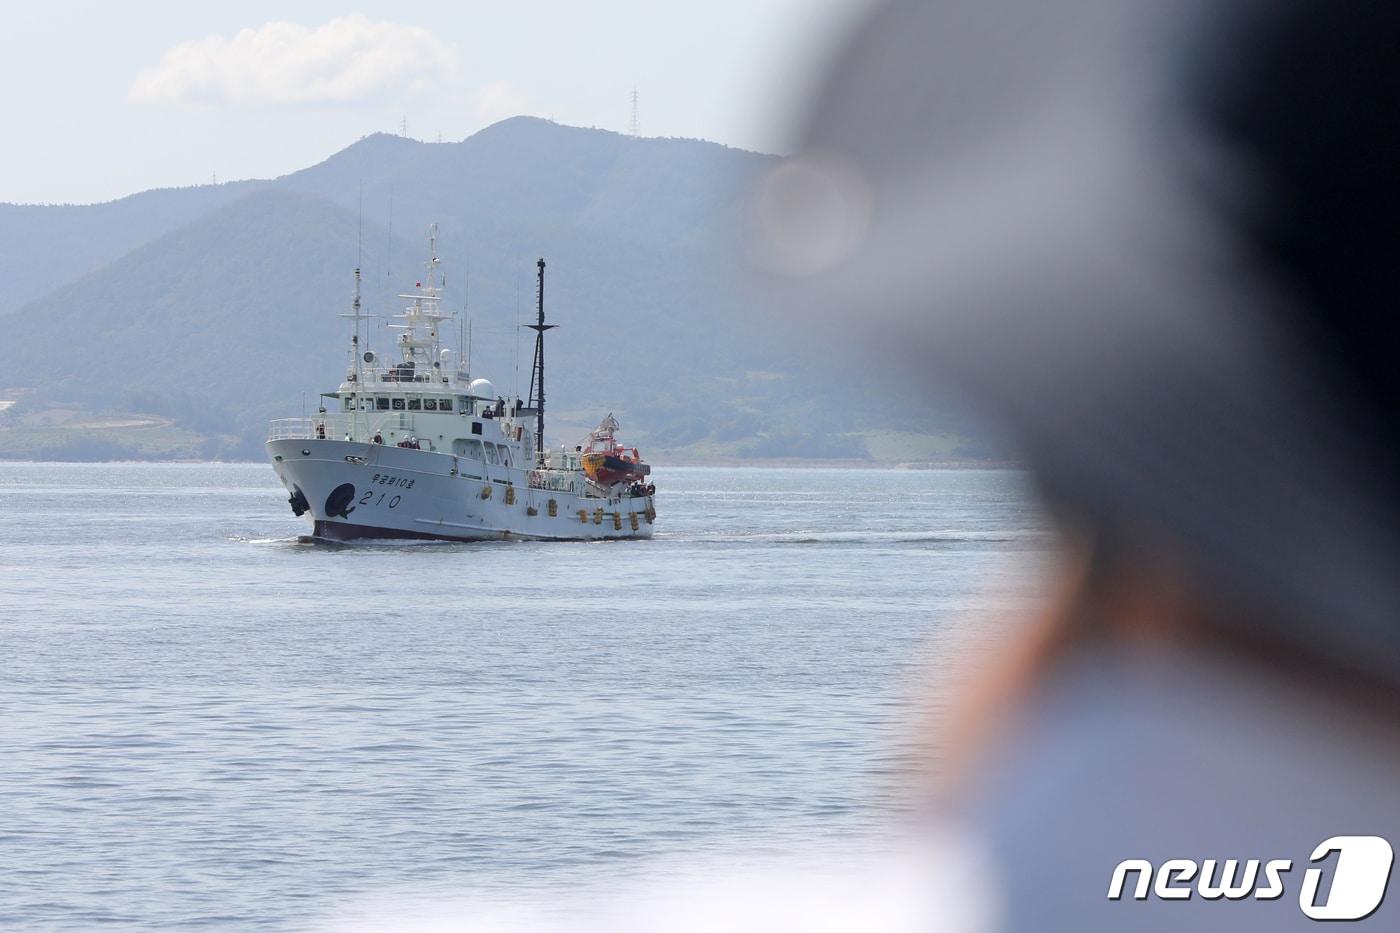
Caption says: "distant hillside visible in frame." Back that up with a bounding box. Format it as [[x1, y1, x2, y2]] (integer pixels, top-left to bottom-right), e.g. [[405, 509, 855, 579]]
[[0, 118, 986, 462], [0, 181, 264, 313]]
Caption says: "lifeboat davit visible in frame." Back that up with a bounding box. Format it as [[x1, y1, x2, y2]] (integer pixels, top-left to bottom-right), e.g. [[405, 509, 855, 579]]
[[579, 413, 651, 486]]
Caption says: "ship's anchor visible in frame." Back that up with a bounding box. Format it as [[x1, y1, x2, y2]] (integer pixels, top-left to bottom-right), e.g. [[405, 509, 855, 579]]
[[324, 483, 357, 518]]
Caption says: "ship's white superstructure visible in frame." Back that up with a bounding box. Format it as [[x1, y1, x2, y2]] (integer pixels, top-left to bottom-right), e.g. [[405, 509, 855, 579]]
[[266, 227, 656, 541]]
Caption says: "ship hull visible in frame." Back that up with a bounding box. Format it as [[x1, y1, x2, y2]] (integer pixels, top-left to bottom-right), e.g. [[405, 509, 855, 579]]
[[268, 438, 654, 542]]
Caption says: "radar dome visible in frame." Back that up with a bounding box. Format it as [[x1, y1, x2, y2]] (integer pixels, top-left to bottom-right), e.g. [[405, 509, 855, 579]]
[[469, 378, 495, 399]]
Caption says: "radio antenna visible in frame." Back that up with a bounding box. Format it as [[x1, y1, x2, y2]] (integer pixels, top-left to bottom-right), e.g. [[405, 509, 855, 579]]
[[460, 250, 469, 378], [356, 183, 364, 269], [513, 271, 522, 403]]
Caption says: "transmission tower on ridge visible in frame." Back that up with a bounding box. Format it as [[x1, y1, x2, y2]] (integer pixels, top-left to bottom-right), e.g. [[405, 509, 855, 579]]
[[629, 88, 640, 138]]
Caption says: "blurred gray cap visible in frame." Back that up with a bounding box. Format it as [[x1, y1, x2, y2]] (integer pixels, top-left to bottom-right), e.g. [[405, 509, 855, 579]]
[[765, 0, 1400, 684]]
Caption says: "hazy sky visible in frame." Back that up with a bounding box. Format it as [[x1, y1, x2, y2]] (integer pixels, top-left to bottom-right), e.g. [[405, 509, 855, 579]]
[[1, 1, 866, 205]]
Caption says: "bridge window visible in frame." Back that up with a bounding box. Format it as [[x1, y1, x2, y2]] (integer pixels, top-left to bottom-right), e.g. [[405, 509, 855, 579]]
[[439, 398, 453, 411], [484, 443, 501, 465], [423, 398, 438, 411], [376, 397, 390, 411], [392, 398, 405, 411], [343, 396, 354, 411], [500, 446, 513, 468], [407, 398, 421, 411]]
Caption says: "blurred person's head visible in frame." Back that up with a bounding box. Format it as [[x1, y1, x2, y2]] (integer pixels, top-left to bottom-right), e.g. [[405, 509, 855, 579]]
[[766, 0, 1400, 704], [761, 1, 1400, 927]]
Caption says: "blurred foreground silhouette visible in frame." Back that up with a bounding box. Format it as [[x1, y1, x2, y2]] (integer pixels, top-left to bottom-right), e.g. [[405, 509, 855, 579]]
[[758, 0, 1400, 929]]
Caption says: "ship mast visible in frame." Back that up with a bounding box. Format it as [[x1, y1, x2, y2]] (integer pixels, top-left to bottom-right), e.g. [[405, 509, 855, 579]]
[[388, 225, 452, 380], [339, 265, 375, 438], [525, 258, 555, 465]]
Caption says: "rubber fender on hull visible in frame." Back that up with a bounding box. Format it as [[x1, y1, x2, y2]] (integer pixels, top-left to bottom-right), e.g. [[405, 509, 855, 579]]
[[593, 508, 604, 525], [548, 499, 558, 517], [480, 486, 492, 499], [578, 509, 588, 523], [630, 512, 640, 531], [504, 486, 516, 505], [612, 512, 622, 530]]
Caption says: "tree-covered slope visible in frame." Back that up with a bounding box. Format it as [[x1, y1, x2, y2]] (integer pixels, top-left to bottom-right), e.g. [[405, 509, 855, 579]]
[[0, 119, 985, 461]]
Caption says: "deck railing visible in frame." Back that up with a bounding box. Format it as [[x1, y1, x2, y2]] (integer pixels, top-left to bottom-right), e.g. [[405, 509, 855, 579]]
[[267, 418, 318, 441], [527, 469, 584, 493], [267, 413, 418, 442]]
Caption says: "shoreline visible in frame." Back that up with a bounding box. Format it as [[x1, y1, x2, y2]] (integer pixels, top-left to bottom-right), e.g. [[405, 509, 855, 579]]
[[0, 456, 1022, 470]]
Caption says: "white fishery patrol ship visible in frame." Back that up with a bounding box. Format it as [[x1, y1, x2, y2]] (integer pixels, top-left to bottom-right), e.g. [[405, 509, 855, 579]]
[[267, 227, 655, 542]]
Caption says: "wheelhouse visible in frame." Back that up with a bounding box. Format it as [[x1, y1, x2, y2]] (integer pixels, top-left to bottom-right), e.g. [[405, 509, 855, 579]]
[[339, 393, 471, 414]]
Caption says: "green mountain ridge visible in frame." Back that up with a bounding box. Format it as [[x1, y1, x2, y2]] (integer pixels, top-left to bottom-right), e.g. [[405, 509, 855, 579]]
[[0, 118, 987, 462]]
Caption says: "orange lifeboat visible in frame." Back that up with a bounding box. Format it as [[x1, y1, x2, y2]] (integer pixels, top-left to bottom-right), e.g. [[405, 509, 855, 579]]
[[579, 414, 651, 486]]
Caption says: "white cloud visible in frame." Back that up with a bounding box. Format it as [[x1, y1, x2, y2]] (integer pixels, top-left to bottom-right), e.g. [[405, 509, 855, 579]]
[[129, 15, 459, 107]]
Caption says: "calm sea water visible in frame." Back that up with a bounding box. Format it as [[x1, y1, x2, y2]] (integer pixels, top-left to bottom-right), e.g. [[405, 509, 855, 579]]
[[0, 463, 1050, 930]]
